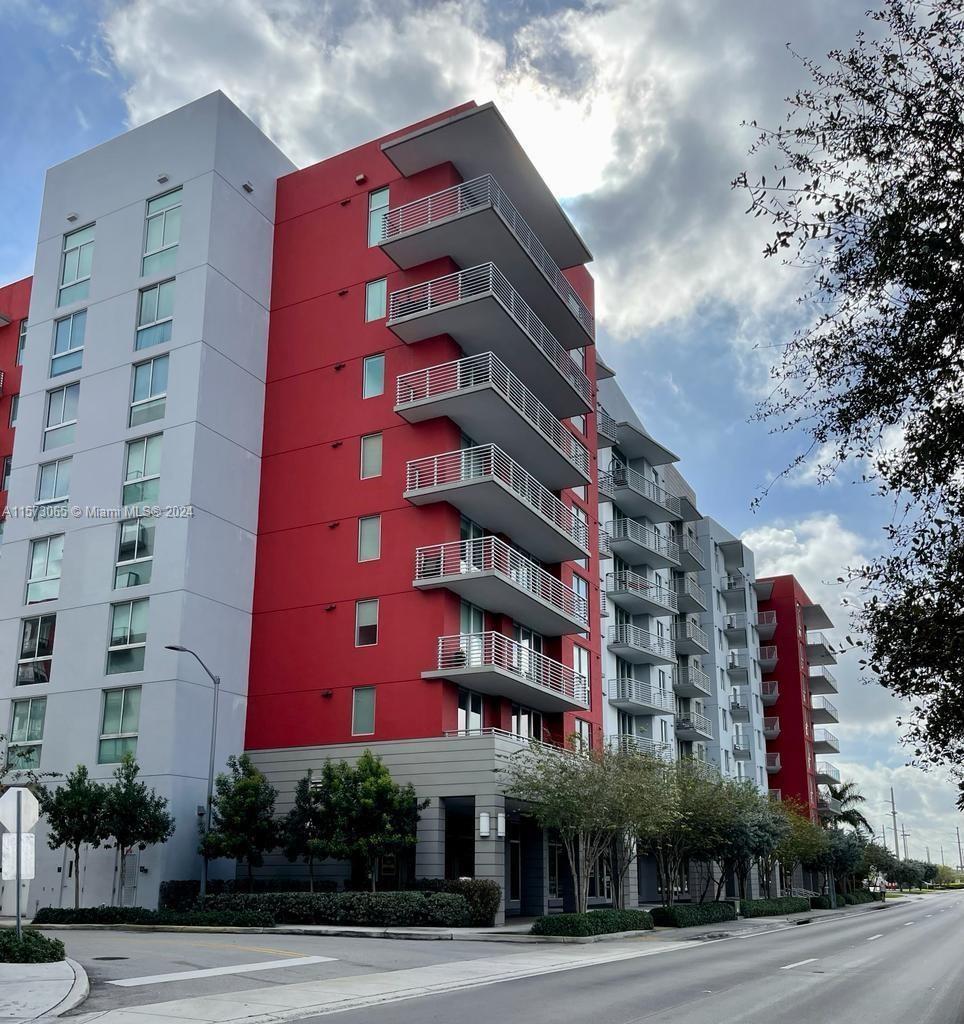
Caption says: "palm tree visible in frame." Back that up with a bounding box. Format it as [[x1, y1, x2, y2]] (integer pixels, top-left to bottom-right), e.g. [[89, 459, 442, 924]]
[[825, 780, 873, 834]]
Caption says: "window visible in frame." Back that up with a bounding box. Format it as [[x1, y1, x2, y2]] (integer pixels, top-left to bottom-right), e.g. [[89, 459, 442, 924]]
[[355, 599, 378, 646], [358, 515, 381, 561], [548, 840, 564, 898], [136, 280, 175, 349], [574, 718, 592, 752], [26, 535, 64, 603], [573, 643, 590, 695], [457, 688, 483, 732], [98, 686, 141, 762], [17, 615, 56, 686], [114, 517, 155, 588], [362, 354, 385, 398], [9, 394, 18, 427], [59, 224, 94, 306], [571, 574, 589, 635], [571, 504, 588, 568], [511, 703, 543, 740], [130, 355, 169, 427], [352, 685, 376, 735], [360, 432, 382, 478], [571, 415, 587, 435], [368, 188, 389, 245], [143, 188, 182, 276], [9, 697, 46, 769], [123, 435, 162, 505], [44, 383, 79, 450], [365, 278, 387, 321], [17, 319, 27, 365], [1, 456, 10, 492], [51, 309, 87, 377], [107, 599, 148, 674], [36, 458, 71, 518]]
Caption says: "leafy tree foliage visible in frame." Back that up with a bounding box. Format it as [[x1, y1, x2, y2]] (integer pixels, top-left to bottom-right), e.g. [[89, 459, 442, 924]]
[[282, 770, 330, 891], [773, 800, 828, 890], [734, 0, 964, 806], [824, 780, 873, 834]]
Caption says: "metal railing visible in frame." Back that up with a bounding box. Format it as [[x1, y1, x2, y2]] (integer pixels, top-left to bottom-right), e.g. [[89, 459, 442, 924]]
[[388, 263, 591, 408], [608, 623, 676, 660], [733, 730, 753, 752], [405, 445, 589, 552], [766, 752, 781, 771], [723, 574, 747, 591], [756, 610, 777, 629], [598, 528, 612, 556], [817, 794, 843, 814], [678, 531, 705, 567], [810, 667, 838, 689], [382, 175, 595, 338], [730, 687, 751, 712], [812, 696, 839, 719], [606, 570, 678, 613], [608, 678, 675, 714], [813, 727, 840, 748], [727, 649, 751, 670], [673, 574, 706, 606], [763, 716, 780, 737], [605, 519, 680, 563], [674, 619, 709, 649], [396, 352, 590, 478], [815, 761, 841, 782], [724, 612, 748, 630], [759, 644, 778, 661], [762, 679, 779, 701], [433, 632, 588, 705], [597, 407, 618, 443], [415, 537, 588, 627], [677, 664, 712, 696], [807, 630, 834, 648], [610, 734, 674, 760], [443, 727, 576, 759], [677, 710, 713, 736], [600, 463, 682, 518]]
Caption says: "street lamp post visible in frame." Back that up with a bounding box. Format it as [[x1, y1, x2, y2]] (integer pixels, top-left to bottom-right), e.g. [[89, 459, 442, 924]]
[[166, 644, 221, 899]]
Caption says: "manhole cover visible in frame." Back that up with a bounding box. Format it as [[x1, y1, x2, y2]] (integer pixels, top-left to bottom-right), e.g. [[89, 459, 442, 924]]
[[93, 956, 128, 961]]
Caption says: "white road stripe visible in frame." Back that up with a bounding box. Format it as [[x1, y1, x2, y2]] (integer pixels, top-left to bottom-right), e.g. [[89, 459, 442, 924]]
[[926, 914, 933, 918], [904, 922, 915, 927], [866, 934, 883, 941], [780, 958, 818, 970], [108, 955, 337, 987]]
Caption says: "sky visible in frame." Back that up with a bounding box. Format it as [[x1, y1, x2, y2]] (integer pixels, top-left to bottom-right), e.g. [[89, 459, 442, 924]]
[[1, 0, 960, 866]]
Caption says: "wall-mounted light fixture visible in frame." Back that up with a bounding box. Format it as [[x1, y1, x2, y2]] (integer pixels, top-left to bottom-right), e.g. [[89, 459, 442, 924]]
[[340, 198, 351, 207], [325, 604, 336, 612], [479, 812, 490, 837], [497, 813, 506, 838], [355, 173, 368, 185], [157, 173, 170, 185], [321, 689, 333, 698], [66, 213, 78, 223], [242, 181, 254, 194]]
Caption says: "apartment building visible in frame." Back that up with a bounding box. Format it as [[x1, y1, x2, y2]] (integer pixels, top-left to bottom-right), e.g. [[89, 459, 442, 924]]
[[755, 574, 841, 821]]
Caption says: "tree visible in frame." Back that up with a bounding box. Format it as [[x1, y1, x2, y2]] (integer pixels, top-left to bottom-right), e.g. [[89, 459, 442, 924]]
[[102, 755, 175, 904], [858, 840, 897, 889], [38, 766, 108, 909], [282, 770, 330, 892], [734, 0, 964, 807], [774, 802, 828, 891], [825, 781, 873, 834], [887, 857, 928, 891], [807, 829, 864, 900], [202, 754, 278, 888]]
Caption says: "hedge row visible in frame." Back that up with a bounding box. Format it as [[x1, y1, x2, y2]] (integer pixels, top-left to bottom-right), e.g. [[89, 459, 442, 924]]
[[650, 901, 737, 927], [842, 889, 879, 905], [200, 890, 472, 927], [740, 896, 811, 917], [159, 878, 337, 912], [531, 909, 654, 937], [810, 894, 833, 909], [32, 906, 275, 928], [0, 930, 65, 963], [409, 879, 502, 927]]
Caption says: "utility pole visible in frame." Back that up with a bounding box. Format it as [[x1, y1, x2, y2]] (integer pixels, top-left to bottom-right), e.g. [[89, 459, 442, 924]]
[[901, 823, 910, 861], [940, 843, 945, 867], [957, 826, 963, 871], [890, 788, 901, 860], [926, 846, 931, 864]]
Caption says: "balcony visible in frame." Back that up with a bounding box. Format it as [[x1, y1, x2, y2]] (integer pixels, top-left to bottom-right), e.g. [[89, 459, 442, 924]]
[[598, 528, 611, 558], [812, 728, 840, 754], [673, 574, 707, 612], [810, 697, 839, 725], [761, 679, 779, 706], [763, 716, 781, 740], [766, 752, 781, 774], [733, 731, 753, 759], [675, 663, 712, 699], [414, 537, 587, 636], [806, 631, 838, 666], [676, 531, 705, 571], [755, 610, 777, 641], [597, 407, 618, 449], [673, 618, 709, 654], [404, 445, 589, 564], [611, 734, 675, 761], [809, 667, 839, 695], [726, 649, 751, 680], [424, 631, 588, 712], [758, 644, 778, 672], [815, 761, 841, 785], [380, 175, 594, 348], [817, 794, 842, 816], [722, 574, 748, 608], [607, 623, 676, 666], [730, 687, 751, 722], [395, 353, 590, 489], [387, 264, 591, 416], [608, 678, 675, 716], [676, 710, 714, 741], [605, 519, 679, 570], [599, 464, 682, 523], [724, 612, 748, 639], [606, 570, 678, 617]]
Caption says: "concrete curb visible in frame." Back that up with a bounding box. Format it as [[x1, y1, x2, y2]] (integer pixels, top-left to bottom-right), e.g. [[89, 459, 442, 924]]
[[45, 958, 90, 1018]]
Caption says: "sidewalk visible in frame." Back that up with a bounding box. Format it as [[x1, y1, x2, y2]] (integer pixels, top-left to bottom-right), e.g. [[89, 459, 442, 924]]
[[0, 958, 88, 1023]]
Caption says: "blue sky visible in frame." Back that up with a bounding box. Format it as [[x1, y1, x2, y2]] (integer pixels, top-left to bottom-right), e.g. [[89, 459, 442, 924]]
[[2, 0, 959, 859]]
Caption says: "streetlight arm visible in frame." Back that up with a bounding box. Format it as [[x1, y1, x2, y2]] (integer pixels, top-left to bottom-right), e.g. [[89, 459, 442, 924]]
[[166, 645, 220, 687]]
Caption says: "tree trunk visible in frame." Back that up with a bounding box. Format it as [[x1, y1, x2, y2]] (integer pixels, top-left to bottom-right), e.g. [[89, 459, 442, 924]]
[[247, 859, 254, 890], [308, 859, 315, 894], [73, 844, 81, 910], [370, 859, 377, 893]]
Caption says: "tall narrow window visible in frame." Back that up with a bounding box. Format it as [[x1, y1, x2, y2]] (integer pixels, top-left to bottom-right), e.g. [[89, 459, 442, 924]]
[[107, 599, 149, 674], [123, 435, 162, 506], [130, 355, 168, 427], [1, 457, 10, 492], [355, 599, 378, 646], [573, 644, 590, 700], [36, 458, 71, 518], [114, 517, 155, 588], [360, 432, 382, 478], [143, 188, 182, 276], [98, 686, 141, 762], [17, 615, 56, 685], [574, 718, 592, 752], [9, 697, 46, 768], [457, 688, 483, 732], [365, 278, 387, 321], [362, 354, 385, 398], [352, 685, 376, 735], [358, 515, 381, 561], [136, 280, 175, 349], [368, 188, 389, 245], [9, 394, 18, 427], [44, 383, 79, 450], [51, 309, 86, 376], [26, 535, 64, 604], [17, 319, 27, 365], [59, 224, 94, 306]]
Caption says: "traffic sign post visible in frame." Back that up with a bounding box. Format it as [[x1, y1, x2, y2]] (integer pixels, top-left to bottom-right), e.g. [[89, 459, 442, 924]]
[[0, 787, 40, 941]]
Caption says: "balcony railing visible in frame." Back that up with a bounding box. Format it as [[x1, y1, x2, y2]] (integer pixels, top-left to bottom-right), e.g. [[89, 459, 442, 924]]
[[733, 730, 753, 755], [388, 263, 592, 409], [723, 574, 746, 592], [608, 623, 676, 661], [606, 570, 678, 614], [759, 644, 778, 667], [811, 696, 839, 721], [396, 352, 590, 480], [817, 794, 842, 815], [813, 727, 840, 751], [382, 175, 595, 339], [611, 734, 674, 760], [761, 679, 779, 704], [598, 528, 611, 557], [608, 678, 676, 715], [597, 407, 618, 447], [605, 519, 680, 564], [730, 687, 751, 715], [432, 632, 588, 706], [673, 618, 709, 651], [405, 444, 589, 554], [766, 752, 781, 772], [678, 532, 705, 569], [600, 463, 682, 519], [677, 710, 714, 738], [415, 537, 588, 629], [763, 716, 780, 739], [809, 667, 839, 694], [673, 574, 706, 608], [816, 761, 841, 783], [727, 649, 751, 672], [756, 610, 777, 629], [675, 663, 712, 698]]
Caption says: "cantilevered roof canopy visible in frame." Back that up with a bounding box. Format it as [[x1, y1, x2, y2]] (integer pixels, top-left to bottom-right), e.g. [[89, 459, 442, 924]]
[[615, 420, 680, 467], [595, 353, 616, 380], [382, 103, 592, 270], [803, 603, 834, 630]]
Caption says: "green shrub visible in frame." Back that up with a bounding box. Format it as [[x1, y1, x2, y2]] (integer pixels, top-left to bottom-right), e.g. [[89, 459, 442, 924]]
[[530, 909, 654, 937], [849, 889, 878, 904], [0, 930, 65, 963], [31, 906, 275, 928], [843, 893, 856, 905], [159, 878, 337, 911], [740, 897, 811, 918], [810, 895, 832, 909], [413, 879, 502, 927], [650, 902, 737, 927]]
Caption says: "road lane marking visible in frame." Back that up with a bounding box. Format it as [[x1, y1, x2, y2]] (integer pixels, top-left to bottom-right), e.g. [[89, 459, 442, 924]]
[[866, 934, 883, 941], [926, 914, 933, 918], [108, 955, 337, 987], [904, 922, 915, 927], [780, 958, 818, 970]]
